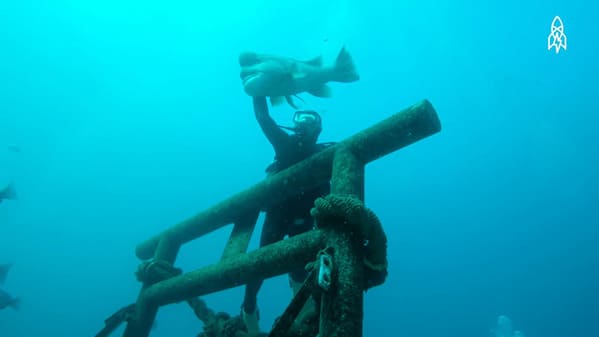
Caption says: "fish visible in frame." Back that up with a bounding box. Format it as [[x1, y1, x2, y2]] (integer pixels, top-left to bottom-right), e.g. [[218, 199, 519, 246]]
[[0, 263, 19, 310], [239, 46, 359, 108], [7, 144, 20, 153], [0, 288, 18, 310], [0, 183, 17, 203]]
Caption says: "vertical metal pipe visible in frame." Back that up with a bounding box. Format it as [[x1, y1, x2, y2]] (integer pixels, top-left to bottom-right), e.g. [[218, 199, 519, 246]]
[[221, 211, 259, 261], [123, 238, 180, 337], [331, 145, 365, 200], [320, 146, 365, 337]]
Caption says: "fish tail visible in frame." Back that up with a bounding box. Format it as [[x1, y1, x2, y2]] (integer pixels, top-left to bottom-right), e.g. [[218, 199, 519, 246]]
[[332, 46, 360, 83], [10, 297, 20, 310]]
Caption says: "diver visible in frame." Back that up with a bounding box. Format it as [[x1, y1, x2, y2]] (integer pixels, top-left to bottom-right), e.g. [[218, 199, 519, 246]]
[[241, 96, 334, 335], [0, 183, 17, 204], [491, 315, 526, 337]]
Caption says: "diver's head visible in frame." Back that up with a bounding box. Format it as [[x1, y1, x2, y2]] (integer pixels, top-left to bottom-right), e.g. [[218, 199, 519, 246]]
[[292, 110, 322, 142]]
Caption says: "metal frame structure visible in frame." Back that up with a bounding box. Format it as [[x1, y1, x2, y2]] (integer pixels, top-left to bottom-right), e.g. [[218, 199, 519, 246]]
[[122, 99, 442, 337]]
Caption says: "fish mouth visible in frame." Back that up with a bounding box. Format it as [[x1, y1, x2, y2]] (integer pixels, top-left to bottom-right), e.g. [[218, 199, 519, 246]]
[[241, 72, 267, 97], [241, 72, 262, 86]]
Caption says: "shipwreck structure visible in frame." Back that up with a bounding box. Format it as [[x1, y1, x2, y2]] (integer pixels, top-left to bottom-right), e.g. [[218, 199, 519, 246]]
[[97, 99, 441, 337]]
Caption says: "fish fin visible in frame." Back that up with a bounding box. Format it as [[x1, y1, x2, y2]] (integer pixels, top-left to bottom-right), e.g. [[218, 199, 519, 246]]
[[332, 46, 360, 83], [307, 84, 332, 98], [0, 263, 12, 285], [304, 55, 323, 67], [289, 63, 308, 80], [270, 96, 285, 106], [292, 73, 307, 81], [293, 94, 306, 104], [285, 96, 300, 109], [291, 70, 308, 80]]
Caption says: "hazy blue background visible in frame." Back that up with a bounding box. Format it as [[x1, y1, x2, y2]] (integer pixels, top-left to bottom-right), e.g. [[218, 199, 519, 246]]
[[1, 1, 597, 337]]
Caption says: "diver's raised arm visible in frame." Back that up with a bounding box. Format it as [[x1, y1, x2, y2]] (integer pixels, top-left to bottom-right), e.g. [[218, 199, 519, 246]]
[[253, 97, 289, 148]]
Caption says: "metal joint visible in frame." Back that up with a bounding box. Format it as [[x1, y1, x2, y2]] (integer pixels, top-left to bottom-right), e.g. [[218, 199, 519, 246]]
[[317, 252, 333, 291]]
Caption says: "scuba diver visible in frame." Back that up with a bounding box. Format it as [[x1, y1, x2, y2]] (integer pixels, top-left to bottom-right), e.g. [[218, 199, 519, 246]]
[[0, 183, 17, 204], [241, 96, 334, 335], [491, 315, 526, 337]]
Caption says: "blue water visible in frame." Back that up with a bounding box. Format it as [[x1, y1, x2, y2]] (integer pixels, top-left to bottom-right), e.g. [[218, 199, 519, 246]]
[[1, 1, 597, 337]]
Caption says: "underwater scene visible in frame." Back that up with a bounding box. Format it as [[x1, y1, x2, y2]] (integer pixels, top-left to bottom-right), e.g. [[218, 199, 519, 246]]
[[1, 1, 597, 337]]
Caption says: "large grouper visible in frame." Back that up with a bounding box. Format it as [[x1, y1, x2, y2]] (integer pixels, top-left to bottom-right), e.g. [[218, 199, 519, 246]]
[[239, 46, 360, 108]]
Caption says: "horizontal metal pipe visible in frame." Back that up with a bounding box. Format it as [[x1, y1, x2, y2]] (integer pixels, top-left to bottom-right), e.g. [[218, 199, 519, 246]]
[[343, 99, 441, 163], [143, 229, 327, 306], [136, 99, 441, 260]]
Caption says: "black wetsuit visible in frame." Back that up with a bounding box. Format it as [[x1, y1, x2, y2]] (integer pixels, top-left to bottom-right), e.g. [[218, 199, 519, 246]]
[[242, 97, 331, 313]]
